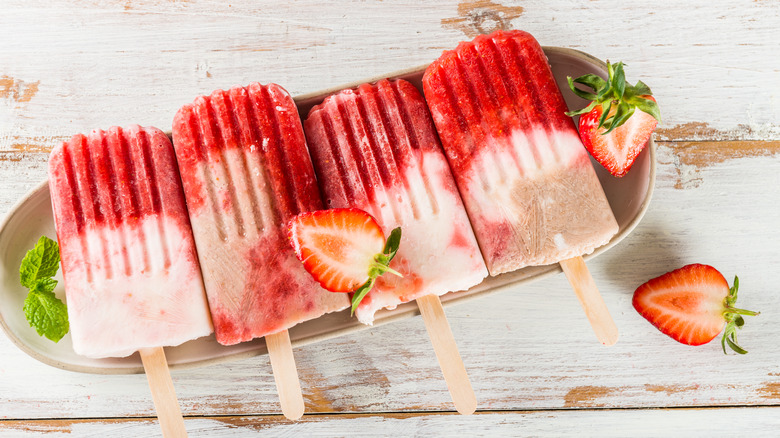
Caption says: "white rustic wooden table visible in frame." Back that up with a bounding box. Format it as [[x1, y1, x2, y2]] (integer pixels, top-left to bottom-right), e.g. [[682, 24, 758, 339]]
[[2, 1, 779, 436]]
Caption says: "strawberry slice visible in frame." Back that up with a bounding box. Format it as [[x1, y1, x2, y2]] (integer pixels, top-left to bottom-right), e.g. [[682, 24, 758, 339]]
[[288, 208, 402, 314], [632, 264, 759, 354], [566, 61, 661, 177]]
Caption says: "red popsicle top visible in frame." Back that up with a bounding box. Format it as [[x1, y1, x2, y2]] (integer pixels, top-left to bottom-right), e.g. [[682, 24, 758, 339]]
[[305, 78, 448, 211], [172, 82, 322, 223], [422, 29, 577, 176], [49, 125, 192, 245]]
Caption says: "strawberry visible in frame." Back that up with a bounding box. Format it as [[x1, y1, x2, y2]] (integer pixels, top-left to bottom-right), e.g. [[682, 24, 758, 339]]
[[632, 264, 759, 354], [287, 208, 402, 314], [566, 61, 661, 177]]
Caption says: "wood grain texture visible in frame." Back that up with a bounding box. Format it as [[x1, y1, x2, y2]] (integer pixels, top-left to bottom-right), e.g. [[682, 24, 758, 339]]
[[560, 256, 619, 346], [265, 330, 305, 420], [416, 294, 476, 415], [656, 140, 780, 189], [139, 347, 187, 438], [1, 0, 779, 156], [3, 408, 780, 437], [1, 0, 780, 435]]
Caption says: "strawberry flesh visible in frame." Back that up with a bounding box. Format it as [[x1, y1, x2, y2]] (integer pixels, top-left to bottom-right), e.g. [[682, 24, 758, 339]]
[[632, 264, 758, 353], [288, 208, 385, 292], [579, 97, 658, 177]]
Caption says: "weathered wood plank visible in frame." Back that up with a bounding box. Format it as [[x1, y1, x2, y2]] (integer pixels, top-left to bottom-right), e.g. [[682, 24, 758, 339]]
[[1, 0, 780, 149], [3, 407, 780, 437], [655, 140, 780, 189], [0, 153, 48, 213]]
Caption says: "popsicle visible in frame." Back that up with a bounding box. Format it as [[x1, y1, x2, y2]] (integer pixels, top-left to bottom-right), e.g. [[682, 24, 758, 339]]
[[422, 30, 620, 345], [303, 78, 487, 414], [171, 82, 349, 419], [48, 125, 214, 436]]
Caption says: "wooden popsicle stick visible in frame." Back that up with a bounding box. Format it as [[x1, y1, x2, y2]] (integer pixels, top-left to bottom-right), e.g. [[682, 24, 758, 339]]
[[560, 256, 619, 346], [416, 293, 477, 415], [138, 347, 188, 438], [266, 330, 305, 420]]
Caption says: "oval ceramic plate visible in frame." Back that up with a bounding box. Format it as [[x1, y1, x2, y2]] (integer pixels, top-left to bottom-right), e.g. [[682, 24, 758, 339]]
[[0, 47, 654, 374]]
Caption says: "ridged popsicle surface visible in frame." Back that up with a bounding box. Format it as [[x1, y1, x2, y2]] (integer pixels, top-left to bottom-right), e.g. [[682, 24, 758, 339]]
[[423, 30, 619, 275], [172, 83, 348, 345], [304, 79, 487, 325], [48, 125, 213, 358]]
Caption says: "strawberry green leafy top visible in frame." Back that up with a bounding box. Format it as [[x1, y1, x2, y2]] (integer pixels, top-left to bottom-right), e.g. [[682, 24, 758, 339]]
[[721, 276, 760, 354], [566, 61, 661, 134]]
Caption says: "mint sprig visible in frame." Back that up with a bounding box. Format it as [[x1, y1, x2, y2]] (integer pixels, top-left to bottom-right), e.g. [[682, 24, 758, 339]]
[[20, 236, 69, 342], [350, 227, 403, 315]]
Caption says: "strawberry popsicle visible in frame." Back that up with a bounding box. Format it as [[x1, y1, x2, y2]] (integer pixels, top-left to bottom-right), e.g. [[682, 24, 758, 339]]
[[303, 78, 488, 325], [303, 78, 484, 415], [172, 82, 349, 346], [422, 30, 619, 276], [49, 125, 213, 436], [423, 30, 620, 345], [48, 125, 213, 359]]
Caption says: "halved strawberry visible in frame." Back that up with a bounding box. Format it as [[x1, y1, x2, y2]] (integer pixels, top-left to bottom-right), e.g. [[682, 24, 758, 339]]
[[288, 208, 401, 313], [632, 264, 759, 354], [566, 61, 661, 177]]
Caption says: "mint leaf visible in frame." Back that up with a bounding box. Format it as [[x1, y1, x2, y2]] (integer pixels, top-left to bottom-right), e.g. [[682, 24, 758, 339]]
[[19, 236, 68, 343], [23, 289, 69, 342], [31, 277, 58, 294], [20, 236, 60, 289]]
